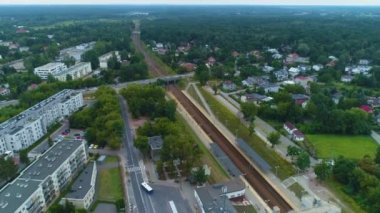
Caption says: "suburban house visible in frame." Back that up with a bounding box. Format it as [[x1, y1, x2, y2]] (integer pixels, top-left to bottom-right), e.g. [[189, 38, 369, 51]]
[[0, 87, 10, 96], [148, 136, 164, 161], [274, 69, 289, 81], [263, 65, 274, 73], [222, 81, 237, 91], [288, 67, 301, 77], [312, 64, 324, 72], [360, 105, 373, 114], [341, 75, 354, 83], [194, 178, 245, 213], [272, 53, 283, 60], [207, 56, 216, 66], [367, 97, 380, 108], [241, 93, 273, 104], [261, 83, 280, 93], [292, 94, 310, 107], [332, 92, 343, 104], [294, 76, 314, 89], [298, 64, 312, 73], [5, 59, 26, 72], [285, 53, 310, 64], [242, 76, 269, 87], [283, 122, 305, 142]]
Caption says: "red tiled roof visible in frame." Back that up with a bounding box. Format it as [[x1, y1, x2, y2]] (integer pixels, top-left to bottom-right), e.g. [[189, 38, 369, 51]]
[[360, 105, 373, 113]]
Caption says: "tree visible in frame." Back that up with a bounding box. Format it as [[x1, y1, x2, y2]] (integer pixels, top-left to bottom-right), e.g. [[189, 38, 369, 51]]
[[375, 146, 380, 165], [241, 102, 257, 122], [192, 166, 208, 185], [66, 74, 73, 81], [248, 122, 255, 136], [287, 145, 301, 161], [0, 157, 18, 181], [333, 157, 356, 184], [212, 83, 218, 95], [267, 132, 281, 148], [296, 152, 311, 172], [19, 149, 30, 164], [49, 201, 75, 213], [314, 161, 331, 181], [48, 136, 54, 147], [135, 136, 149, 155]]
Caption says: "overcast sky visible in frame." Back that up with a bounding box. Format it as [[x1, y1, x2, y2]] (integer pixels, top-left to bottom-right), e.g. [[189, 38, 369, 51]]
[[0, 0, 380, 6]]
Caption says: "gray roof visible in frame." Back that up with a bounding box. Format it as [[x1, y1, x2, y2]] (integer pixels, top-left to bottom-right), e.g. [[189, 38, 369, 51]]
[[236, 139, 271, 172], [195, 181, 239, 213], [28, 140, 50, 156], [0, 89, 79, 136], [19, 140, 83, 181], [0, 179, 42, 213], [65, 162, 96, 200], [148, 136, 163, 150], [54, 62, 91, 77], [210, 143, 241, 177]]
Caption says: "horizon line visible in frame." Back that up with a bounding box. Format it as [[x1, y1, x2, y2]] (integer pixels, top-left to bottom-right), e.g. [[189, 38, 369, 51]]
[[0, 3, 380, 6]]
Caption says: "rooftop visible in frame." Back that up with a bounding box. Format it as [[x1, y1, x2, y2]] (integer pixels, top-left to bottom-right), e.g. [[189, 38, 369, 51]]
[[148, 136, 163, 150], [54, 62, 91, 77], [35, 62, 65, 70], [0, 179, 41, 213], [65, 162, 96, 200], [19, 140, 84, 181], [0, 89, 80, 136]]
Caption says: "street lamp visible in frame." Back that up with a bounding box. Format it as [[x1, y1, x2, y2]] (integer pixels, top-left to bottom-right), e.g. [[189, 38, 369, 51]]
[[274, 165, 279, 177]]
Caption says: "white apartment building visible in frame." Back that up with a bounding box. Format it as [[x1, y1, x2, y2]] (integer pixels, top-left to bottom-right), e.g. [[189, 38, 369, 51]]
[[54, 62, 92, 82], [34, 62, 67, 80], [0, 139, 88, 213], [0, 90, 84, 154], [63, 162, 97, 209], [58, 42, 96, 62], [99, 51, 121, 69]]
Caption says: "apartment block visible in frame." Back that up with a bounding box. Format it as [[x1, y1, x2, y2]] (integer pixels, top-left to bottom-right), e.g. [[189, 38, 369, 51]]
[[54, 62, 92, 82], [33, 63, 67, 80], [98, 51, 121, 69], [0, 139, 88, 213], [0, 90, 84, 154]]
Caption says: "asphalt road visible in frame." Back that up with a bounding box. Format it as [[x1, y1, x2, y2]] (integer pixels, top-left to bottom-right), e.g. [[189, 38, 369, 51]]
[[119, 95, 155, 213]]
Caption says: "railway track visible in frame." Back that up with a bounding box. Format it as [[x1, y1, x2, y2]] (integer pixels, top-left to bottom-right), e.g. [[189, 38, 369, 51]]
[[168, 85, 293, 213]]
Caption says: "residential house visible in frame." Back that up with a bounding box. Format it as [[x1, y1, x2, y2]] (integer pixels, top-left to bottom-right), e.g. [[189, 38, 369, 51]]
[[58, 42, 95, 62], [288, 67, 300, 77], [263, 65, 274, 73], [283, 122, 305, 142], [367, 97, 380, 108], [232, 51, 240, 58], [292, 94, 310, 107], [261, 83, 280, 93], [274, 69, 289, 81], [207, 57, 216, 66], [19, 47, 29, 52], [341, 75, 354, 83], [241, 93, 272, 104], [332, 92, 343, 104], [298, 64, 312, 73], [272, 53, 283, 60], [5, 59, 26, 72], [179, 62, 197, 72], [222, 81, 237, 91], [294, 76, 314, 89], [267, 48, 279, 54], [242, 76, 268, 87], [360, 105, 373, 114], [285, 53, 310, 64], [359, 59, 370, 66], [54, 62, 92, 82], [148, 136, 163, 161], [312, 64, 324, 72], [0, 87, 10, 96], [34, 62, 68, 80]]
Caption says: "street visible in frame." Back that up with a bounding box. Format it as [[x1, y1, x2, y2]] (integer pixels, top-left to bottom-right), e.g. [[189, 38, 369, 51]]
[[119, 95, 155, 213]]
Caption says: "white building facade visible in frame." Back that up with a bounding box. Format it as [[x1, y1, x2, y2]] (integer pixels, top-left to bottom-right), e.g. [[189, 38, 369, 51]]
[[54, 62, 92, 82], [34, 63, 67, 80], [0, 90, 84, 154], [99, 51, 121, 69], [0, 140, 88, 213]]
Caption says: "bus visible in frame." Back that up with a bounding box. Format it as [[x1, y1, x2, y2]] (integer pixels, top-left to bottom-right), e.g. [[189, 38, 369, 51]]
[[141, 182, 153, 193], [168, 201, 178, 213]]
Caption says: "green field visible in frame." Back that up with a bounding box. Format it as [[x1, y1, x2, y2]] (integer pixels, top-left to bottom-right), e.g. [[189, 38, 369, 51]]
[[307, 134, 378, 159], [199, 87, 295, 180], [105, 156, 119, 164], [97, 168, 123, 202]]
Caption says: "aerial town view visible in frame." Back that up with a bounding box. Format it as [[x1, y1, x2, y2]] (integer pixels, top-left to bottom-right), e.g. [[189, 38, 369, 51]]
[[0, 0, 380, 213]]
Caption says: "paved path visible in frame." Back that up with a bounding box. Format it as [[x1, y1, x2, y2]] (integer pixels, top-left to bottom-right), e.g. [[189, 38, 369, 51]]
[[371, 130, 380, 145]]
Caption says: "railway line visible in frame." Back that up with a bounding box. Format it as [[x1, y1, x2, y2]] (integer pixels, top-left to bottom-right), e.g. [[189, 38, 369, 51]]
[[168, 85, 293, 213]]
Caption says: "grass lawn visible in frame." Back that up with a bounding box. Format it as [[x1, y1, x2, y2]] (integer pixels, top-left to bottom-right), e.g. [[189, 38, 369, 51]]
[[105, 156, 119, 164], [199, 87, 295, 180], [307, 134, 378, 159], [187, 84, 207, 111], [235, 205, 257, 213], [97, 167, 123, 202], [176, 112, 230, 183]]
